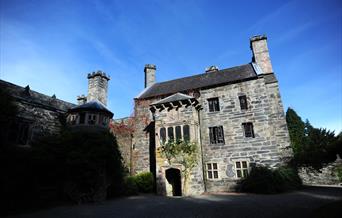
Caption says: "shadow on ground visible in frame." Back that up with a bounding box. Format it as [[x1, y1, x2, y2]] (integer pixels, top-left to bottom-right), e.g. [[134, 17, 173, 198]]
[[6, 186, 342, 218]]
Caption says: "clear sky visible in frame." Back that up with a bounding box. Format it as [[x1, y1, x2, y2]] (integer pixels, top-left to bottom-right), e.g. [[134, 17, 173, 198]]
[[1, 0, 341, 133]]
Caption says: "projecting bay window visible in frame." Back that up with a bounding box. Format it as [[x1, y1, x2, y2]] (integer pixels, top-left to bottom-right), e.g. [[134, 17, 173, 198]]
[[207, 163, 219, 179], [209, 126, 225, 144], [208, 97, 220, 112], [167, 127, 174, 141], [160, 127, 166, 144], [235, 161, 249, 178], [242, 122, 255, 138], [183, 125, 190, 142], [239, 95, 248, 110], [175, 126, 182, 141], [159, 125, 191, 144]]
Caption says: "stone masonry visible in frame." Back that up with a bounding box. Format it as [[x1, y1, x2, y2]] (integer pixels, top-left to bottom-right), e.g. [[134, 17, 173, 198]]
[[130, 35, 292, 195]]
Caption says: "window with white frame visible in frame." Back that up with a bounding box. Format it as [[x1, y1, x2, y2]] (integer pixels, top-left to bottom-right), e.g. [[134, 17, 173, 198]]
[[235, 161, 249, 178], [207, 163, 219, 179], [70, 115, 77, 125]]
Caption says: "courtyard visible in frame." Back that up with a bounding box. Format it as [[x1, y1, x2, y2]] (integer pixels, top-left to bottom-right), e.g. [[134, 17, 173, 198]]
[[7, 186, 342, 218]]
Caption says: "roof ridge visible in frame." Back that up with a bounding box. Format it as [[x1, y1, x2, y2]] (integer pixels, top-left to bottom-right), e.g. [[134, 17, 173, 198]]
[[154, 63, 252, 86], [0, 79, 75, 106]]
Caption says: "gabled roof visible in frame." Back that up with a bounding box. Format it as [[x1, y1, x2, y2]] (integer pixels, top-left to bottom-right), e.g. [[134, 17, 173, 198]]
[[137, 63, 258, 99], [0, 79, 75, 112], [151, 93, 194, 105], [69, 100, 113, 117]]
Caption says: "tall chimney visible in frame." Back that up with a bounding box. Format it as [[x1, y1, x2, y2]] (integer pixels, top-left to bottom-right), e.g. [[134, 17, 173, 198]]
[[250, 35, 273, 74], [144, 64, 156, 88], [87, 70, 110, 105], [77, 94, 87, 105]]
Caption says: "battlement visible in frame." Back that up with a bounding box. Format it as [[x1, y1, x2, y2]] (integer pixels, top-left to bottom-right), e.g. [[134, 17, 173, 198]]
[[87, 70, 110, 80]]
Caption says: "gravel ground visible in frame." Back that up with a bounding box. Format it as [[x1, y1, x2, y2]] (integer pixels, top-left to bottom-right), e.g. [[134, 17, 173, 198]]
[[6, 186, 342, 218]]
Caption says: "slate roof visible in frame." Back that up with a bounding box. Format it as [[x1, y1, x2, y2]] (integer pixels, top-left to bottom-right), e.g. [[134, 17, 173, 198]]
[[0, 79, 76, 112], [137, 63, 258, 99], [151, 93, 194, 105], [69, 100, 113, 117]]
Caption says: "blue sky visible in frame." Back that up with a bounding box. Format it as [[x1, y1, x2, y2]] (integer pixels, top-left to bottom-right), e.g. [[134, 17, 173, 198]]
[[1, 0, 341, 133]]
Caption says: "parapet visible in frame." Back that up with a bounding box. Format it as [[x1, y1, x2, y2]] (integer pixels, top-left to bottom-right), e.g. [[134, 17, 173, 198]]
[[87, 70, 110, 80]]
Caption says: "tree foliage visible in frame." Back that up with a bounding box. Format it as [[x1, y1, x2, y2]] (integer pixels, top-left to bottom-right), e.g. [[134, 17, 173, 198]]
[[286, 107, 341, 169], [160, 140, 198, 193]]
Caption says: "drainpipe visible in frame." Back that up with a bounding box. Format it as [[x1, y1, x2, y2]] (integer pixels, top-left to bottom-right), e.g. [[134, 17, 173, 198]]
[[197, 108, 207, 193]]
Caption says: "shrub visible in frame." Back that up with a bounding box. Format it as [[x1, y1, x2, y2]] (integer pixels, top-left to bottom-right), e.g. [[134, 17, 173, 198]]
[[335, 166, 342, 182], [134, 172, 154, 193], [123, 176, 139, 196], [239, 165, 302, 194]]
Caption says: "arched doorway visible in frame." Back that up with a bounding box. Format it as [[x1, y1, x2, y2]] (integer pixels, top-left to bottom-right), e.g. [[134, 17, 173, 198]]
[[165, 168, 182, 196]]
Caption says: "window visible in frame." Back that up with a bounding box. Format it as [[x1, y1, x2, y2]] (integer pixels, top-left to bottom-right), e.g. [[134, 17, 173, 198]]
[[239, 95, 248, 110], [235, 161, 249, 178], [9, 121, 31, 145], [88, 114, 97, 125], [79, 113, 85, 124], [175, 126, 182, 141], [207, 163, 219, 179], [167, 127, 174, 141], [183, 125, 190, 141], [102, 116, 108, 126], [160, 127, 166, 144], [70, 115, 77, 125], [209, 126, 225, 144], [208, 97, 220, 112], [242, 122, 255, 138]]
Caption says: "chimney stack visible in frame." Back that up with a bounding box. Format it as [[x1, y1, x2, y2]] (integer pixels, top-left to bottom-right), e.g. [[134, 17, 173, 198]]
[[77, 94, 87, 105], [144, 64, 156, 88], [250, 35, 273, 74], [87, 70, 110, 105]]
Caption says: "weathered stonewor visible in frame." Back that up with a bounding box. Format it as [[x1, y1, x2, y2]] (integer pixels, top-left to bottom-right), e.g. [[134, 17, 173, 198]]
[[0, 79, 75, 146], [298, 157, 342, 186]]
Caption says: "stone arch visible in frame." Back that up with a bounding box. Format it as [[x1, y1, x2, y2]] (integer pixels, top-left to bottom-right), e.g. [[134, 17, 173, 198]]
[[165, 168, 182, 196]]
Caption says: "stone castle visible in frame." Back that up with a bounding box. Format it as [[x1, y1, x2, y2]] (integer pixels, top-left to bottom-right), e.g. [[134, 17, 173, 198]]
[[1, 35, 291, 196]]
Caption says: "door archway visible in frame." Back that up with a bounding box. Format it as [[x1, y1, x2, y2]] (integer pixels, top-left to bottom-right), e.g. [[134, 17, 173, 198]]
[[165, 168, 182, 196]]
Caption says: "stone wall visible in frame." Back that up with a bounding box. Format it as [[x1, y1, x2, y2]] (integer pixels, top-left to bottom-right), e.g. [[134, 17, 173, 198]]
[[298, 159, 342, 186], [199, 75, 290, 192], [153, 103, 205, 196], [132, 98, 155, 174], [131, 74, 291, 194]]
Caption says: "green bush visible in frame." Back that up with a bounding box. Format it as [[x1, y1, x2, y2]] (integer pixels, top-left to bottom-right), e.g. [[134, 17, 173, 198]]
[[134, 172, 154, 193], [335, 166, 342, 182], [123, 176, 139, 196], [240, 165, 302, 194]]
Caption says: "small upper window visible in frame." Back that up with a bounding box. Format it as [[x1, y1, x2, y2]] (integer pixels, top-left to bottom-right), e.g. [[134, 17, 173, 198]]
[[209, 126, 225, 144], [208, 97, 220, 112], [207, 163, 219, 179], [242, 122, 255, 138], [235, 161, 249, 178], [239, 95, 248, 110]]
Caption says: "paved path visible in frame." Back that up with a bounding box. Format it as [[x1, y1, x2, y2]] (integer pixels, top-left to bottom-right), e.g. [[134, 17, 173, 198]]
[[7, 187, 342, 218]]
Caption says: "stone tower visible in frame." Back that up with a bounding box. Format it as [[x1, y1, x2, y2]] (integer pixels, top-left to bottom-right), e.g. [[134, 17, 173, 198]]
[[250, 35, 273, 74], [87, 71, 110, 105], [144, 64, 156, 88]]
